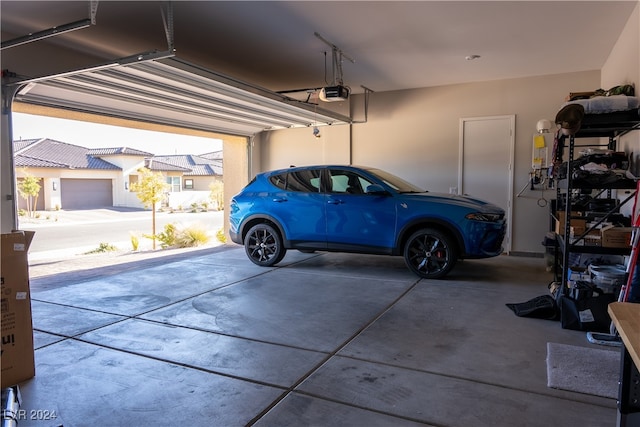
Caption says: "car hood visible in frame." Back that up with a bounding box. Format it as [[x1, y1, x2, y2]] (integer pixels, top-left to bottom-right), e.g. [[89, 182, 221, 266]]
[[401, 192, 505, 213]]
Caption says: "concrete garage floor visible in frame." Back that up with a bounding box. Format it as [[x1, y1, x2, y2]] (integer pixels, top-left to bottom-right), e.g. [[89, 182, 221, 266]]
[[21, 246, 616, 426]]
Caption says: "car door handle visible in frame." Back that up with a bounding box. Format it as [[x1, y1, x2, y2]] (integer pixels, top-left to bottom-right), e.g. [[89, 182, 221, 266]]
[[327, 199, 344, 205], [272, 197, 288, 203]]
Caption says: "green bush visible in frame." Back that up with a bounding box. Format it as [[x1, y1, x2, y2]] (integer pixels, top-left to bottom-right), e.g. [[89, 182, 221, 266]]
[[85, 242, 118, 254], [216, 228, 227, 243], [175, 225, 210, 248], [130, 233, 140, 251], [145, 223, 209, 249], [148, 223, 177, 249]]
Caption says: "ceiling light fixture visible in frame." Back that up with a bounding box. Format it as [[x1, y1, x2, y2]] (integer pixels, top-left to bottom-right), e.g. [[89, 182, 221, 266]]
[[465, 55, 481, 61]]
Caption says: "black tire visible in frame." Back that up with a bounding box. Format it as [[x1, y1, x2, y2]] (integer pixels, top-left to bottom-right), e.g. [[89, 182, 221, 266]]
[[403, 228, 457, 279], [244, 223, 286, 266]]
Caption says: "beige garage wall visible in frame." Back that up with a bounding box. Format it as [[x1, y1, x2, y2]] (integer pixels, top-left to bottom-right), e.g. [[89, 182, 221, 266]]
[[602, 2, 640, 172], [601, 2, 639, 91], [250, 122, 352, 175], [255, 70, 601, 256]]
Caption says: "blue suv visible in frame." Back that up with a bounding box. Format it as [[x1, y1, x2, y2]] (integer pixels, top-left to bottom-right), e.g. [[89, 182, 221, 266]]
[[230, 165, 506, 279]]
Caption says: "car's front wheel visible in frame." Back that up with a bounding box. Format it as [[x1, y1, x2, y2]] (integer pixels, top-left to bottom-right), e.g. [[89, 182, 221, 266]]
[[244, 223, 286, 266], [404, 228, 457, 279]]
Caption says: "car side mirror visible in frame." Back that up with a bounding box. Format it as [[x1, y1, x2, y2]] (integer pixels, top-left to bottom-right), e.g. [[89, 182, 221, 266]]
[[365, 184, 389, 195]]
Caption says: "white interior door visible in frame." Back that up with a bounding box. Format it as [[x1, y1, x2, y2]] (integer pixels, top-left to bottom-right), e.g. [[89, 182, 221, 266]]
[[459, 115, 514, 253]]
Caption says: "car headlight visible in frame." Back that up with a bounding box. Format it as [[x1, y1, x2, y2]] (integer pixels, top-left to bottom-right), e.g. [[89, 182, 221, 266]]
[[465, 212, 503, 222]]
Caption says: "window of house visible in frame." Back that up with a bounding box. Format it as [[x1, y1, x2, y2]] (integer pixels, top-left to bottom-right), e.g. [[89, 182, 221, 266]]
[[184, 179, 194, 190], [166, 176, 181, 192], [128, 175, 138, 191]]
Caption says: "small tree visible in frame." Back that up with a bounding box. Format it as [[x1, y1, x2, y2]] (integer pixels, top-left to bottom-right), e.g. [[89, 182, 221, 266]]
[[130, 167, 170, 249], [17, 170, 41, 218], [209, 180, 224, 211]]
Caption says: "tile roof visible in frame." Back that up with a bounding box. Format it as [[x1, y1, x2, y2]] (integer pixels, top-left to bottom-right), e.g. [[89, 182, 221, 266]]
[[151, 155, 222, 176], [12, 138, 224, 176], [13, 138, 41, 153], [145, 159, 191, 172], [88, 147, 154, 156], [199, 150, 223, 160], [13, 138, 120, 170], [14, 154, 69, 168]]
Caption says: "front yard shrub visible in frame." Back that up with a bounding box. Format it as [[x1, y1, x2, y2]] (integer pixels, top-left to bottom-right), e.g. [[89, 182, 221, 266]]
[[175, 225, 210, 248], [85, 243, 118, 254], [130, 233, 140, 251], [145, 223, 209, 249], [145, 223, 177, 249], [216, 228, 227, 243]]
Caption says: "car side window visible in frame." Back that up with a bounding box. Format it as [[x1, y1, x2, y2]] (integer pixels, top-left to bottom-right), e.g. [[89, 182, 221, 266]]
[[270, 174, 287, 190], [328, 169, 373, 194], [286, 169, 322, 192]]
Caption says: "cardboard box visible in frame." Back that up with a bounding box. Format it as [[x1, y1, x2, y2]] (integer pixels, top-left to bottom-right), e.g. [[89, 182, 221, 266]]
[[571, 228, 601, 246], [1, 231, 35, 388], [601, 226, 632, 248], [555, 211, 586, 236], [583, 230, 602, 246]]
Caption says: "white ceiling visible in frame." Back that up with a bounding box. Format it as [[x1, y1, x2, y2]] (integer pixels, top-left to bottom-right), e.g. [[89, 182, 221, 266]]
[[2, 1, 637, 96]]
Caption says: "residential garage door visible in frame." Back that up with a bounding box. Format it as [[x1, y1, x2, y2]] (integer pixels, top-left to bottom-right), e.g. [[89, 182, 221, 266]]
[[61, 179, 112, 209], [11, 57, 351, 137]]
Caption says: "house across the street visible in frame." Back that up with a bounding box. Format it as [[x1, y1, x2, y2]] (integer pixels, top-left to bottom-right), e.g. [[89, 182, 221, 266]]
[[14, 138, 223, 211]]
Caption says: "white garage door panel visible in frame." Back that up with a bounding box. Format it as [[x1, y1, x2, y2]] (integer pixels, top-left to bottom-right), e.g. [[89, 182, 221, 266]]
[[61, 179, 112, 209], [13, 57, 352, 137]]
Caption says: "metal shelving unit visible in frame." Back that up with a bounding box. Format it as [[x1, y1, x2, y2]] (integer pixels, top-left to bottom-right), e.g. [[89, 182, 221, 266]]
[[554, 117, 640, 289]]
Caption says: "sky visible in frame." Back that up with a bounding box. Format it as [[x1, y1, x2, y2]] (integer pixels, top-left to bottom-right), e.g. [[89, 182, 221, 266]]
[[11, 113, 223, 156]]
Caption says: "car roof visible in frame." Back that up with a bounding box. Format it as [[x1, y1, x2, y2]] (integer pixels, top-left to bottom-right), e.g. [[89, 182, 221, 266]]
[[263, 165, 373, 176]]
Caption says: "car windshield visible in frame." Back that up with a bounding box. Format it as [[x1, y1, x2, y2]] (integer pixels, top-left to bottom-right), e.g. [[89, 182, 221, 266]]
[[366, 168, 426, 193]]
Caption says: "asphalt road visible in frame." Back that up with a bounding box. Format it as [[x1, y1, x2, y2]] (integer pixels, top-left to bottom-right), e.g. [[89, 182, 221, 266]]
[[19, 209, 225, 258]]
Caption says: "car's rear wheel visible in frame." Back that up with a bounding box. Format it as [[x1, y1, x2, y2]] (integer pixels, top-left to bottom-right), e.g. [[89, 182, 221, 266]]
[[244, 223, 286, 266], [404, 228, 457, 279]]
